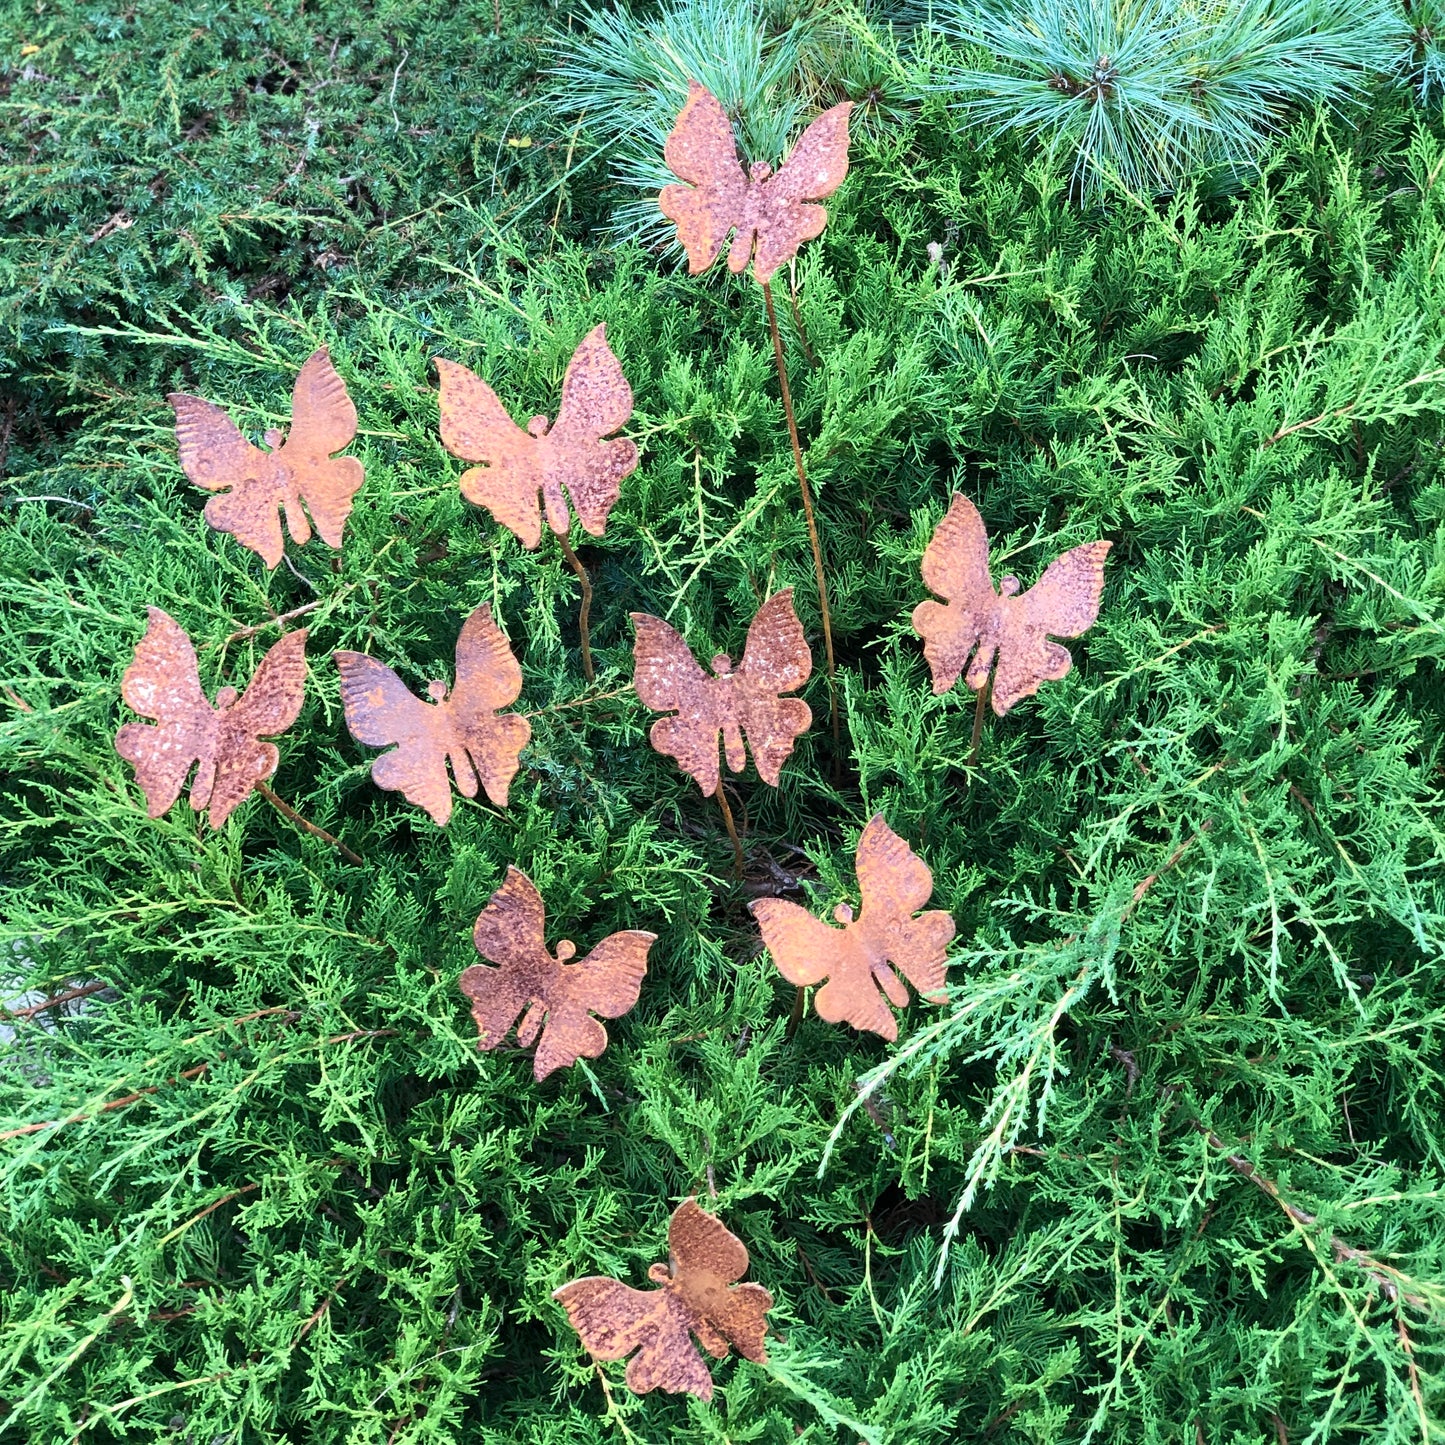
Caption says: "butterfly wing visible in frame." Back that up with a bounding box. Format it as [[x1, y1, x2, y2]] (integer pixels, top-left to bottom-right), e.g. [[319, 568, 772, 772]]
[[543, 325, 638, 538], [447, 604, 530, 809], [855, 814, 955, 1007], [461, 867, 550, 1052], [911, 493, 1000, 696], [631, 611, 721, 796], [169, 393, 289, 568], [736, 588, 812, 786], [750, 898, 836, 989], [114, 607, 214, 818], [669, 1198, 749, 1286], [534, 929, 655, 1081], [669, 1199, 772, 1365], [753, 895, 897, 1038], [991, 540, 1112, 715], [567, 932, 655, 1020], [659, 80, 750, 277], [334, 651, 455, 826], [749, 101, 853, 283], [813, 964, 902, 1041], [435, 357, 545, 549], [206, 629, 308, 828], [279, 347, 364, 550], [698, 1279, 772, 1366], [554, 1277, 714, 1400]]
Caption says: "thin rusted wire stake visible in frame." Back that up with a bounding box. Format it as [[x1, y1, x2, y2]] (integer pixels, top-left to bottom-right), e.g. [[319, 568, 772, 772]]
[[968, 681, 990, 767], [762, 279, 838, 756], [715, 781, 744, 879], [256, 782, 363, 865], [785, 985, 806, 1040], [557, 532, 596, 682]]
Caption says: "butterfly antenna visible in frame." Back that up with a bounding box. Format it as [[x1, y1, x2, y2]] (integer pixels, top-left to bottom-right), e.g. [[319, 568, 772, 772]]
[[255, 781, 363, 866], [761, 281, 839, 761], [556, 532, 596, 683], [714, 780, 745, 880]]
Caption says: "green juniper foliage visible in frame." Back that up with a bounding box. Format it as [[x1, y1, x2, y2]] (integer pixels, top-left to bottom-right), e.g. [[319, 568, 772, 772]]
[[4, 2, 1445, 1443]]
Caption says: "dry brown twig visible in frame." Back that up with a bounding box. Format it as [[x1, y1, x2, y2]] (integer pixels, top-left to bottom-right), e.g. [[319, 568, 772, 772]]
[[2, 980, 111, 1022], [1199, 1125, 1431, 1311], [255, 782, 363, 865]]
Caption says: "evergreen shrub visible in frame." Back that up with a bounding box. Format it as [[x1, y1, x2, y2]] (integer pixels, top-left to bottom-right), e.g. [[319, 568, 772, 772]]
[[3, 2, 1445, 1442]]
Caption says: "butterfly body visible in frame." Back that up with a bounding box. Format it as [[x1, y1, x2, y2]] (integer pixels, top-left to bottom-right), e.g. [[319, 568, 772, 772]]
[[660, 81, 852, 284], [335, 605, 530, 826], [436, 325, 637, 550], [459, 867, 653, 1081], [169, 348, 364, 568], [752, 816, 954, 1041], [631, 590, 812, 797], [707, 656, 751, 775], [554, 1198, 772, 1401], [115, 608, 308, 828], [912, 494, 1111, 714]]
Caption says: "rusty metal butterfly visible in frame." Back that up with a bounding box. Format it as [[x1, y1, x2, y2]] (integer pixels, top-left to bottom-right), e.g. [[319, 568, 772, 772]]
[[660, 80, 852, 284], [435, 324, 637, 550], [554, 1197, 772, 1401], [169, 348, 365, 569], [751, 815, 955, 1041], [115, 608, 308, 828], [459, 867, 654, 1081], [631, 589, 812, 797], [334, 605, 530, 827], [912, 494, 1112, 714]]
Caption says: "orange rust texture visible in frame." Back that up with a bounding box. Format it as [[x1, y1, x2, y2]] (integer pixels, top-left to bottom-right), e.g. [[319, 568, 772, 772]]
[[115, 607, 308, 827], [631, 588, 812, 797], [435, 324, 637, 549], [553, 1197, 773, 1401], [752, 815, 955, 1042], [334, 605, 529, 827], [458, 867, 654, 1081], [170, 347, 365, 568], [912, 493, 1111, 715], [659, 80, 852, 284]]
